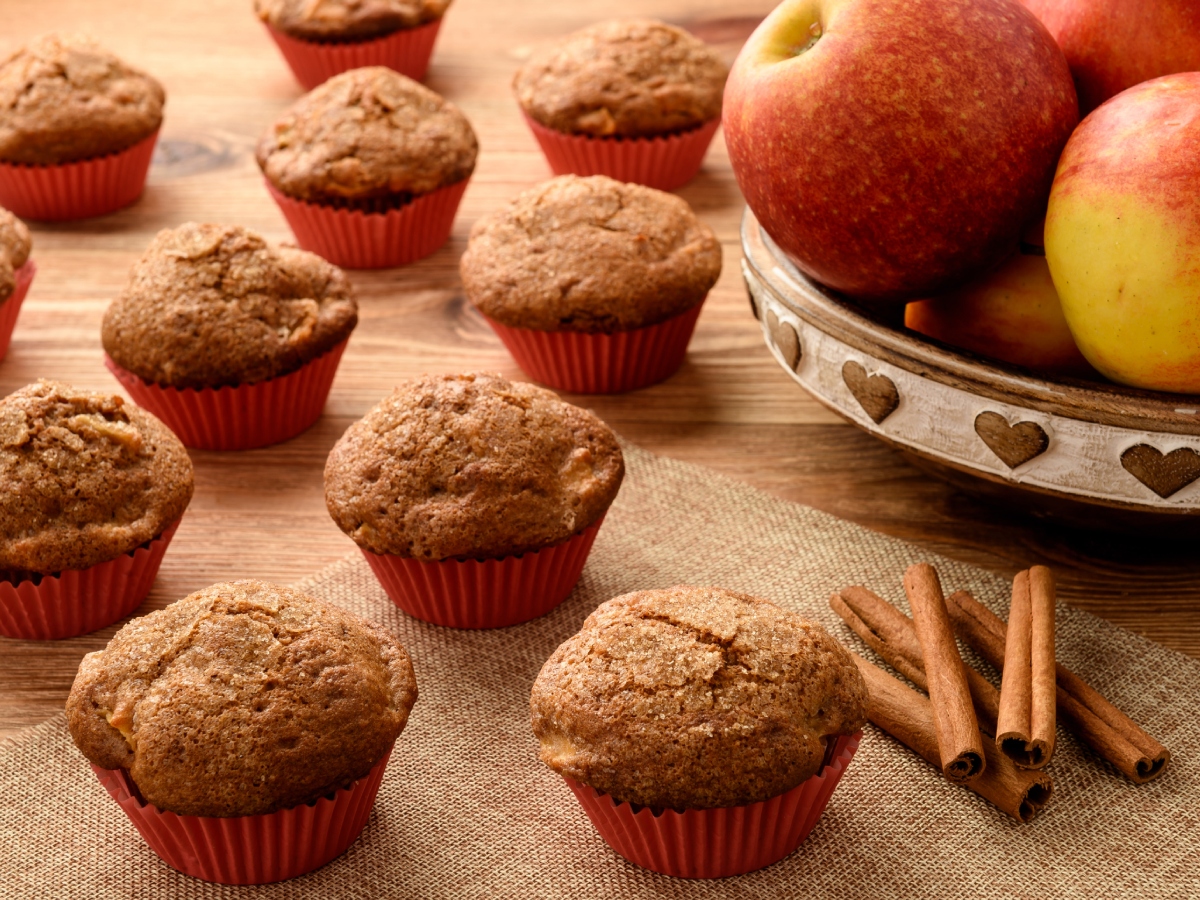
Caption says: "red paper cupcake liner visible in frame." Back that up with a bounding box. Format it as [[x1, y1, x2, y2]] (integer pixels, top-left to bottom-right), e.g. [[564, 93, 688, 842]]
[[523, 114, 720, 191], [362, 515, 605, 629], [0, 131, 158, 221], [266, 178, 468, 269], [105, 339, 347, 451], [0, 259, 36, 361], [92, 744, 392, 885], [264, 19, 443, 90], [0, 518, 179, 640], [482, 302, 704, 394], [566, 731, 861, 879]]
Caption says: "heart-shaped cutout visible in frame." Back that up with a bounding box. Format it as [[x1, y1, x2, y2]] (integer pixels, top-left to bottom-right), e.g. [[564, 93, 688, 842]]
[[1120, 444, 1200, 499], [743, 273, 760, 320], [842, 360, 899, 424], [974, 412, 1049, 469], [766, 309, 802, 371]]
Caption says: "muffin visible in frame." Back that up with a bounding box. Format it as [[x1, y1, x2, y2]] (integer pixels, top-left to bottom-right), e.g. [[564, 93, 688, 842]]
[[0, 206, 33, 360], [257, 0, 452, 92], [67, 579, 418, 884], [257, 66, 478, 268], [0, 381, 193, 639], [460, 175, 722, 392], [513, 19, 728, 190], [531, 586, 868, 877], [324, 372, 624, 627], [0, 34, 164, 220], [101, 222, 358, 450]]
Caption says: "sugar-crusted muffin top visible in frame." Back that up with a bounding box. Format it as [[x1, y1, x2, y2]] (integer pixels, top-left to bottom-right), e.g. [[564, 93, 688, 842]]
[[0, 34, 164, 165], [256, 66, 477, 204], [513, 19, 727, 137], [255, 0, 450, 42], [531, 586, 868, 810], [461, 175, 722, 332], [0, 381, 193, 575], [324, 373, 624, 560], [101, 223, 357, 389], [66, 580, 418, 817], [0, 207, 31, 305]]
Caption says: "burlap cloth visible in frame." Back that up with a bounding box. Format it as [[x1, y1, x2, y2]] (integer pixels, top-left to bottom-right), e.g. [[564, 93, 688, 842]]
[[2, 445, 1196, 898]]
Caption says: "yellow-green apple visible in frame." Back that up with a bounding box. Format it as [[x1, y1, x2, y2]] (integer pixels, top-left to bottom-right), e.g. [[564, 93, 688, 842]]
[[1021, 0, 1200, 114], [724, 0, 1078, 303], [1045, 73, 1200, 394]]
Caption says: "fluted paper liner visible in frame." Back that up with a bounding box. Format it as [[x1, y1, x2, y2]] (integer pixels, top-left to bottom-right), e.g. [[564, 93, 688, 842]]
[[264, 19, 443, 90], [523, 114, 720, 191], [565, 732, 861, 879], [0, 132, 158, 221], [266, 179, 468, 269], [362, 516, 605, 629], [92, 745, 392, 885], [105, 339, 347, 451], [0, 260, 36, 360], [483, 303, 703, 394], [0, 518, 179, 640]]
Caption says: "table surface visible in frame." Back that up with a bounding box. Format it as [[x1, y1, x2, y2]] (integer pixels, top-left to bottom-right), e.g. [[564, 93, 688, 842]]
[[1, 0, 1197, 742]]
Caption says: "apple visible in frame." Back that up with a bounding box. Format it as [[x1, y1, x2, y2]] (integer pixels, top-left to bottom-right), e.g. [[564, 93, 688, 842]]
[[724, 0, 1078, 303], [1021, 0, 1200, 114], [1045, 73, 1200, 394]]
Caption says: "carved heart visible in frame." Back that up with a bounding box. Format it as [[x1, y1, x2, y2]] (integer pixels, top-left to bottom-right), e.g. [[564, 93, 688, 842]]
[[842, 360, 899, 424], [766, 309, 802, 371], [742, 272, 759, 320], [974, 412, 1049, 469], [1120, 444, 1200, 499]]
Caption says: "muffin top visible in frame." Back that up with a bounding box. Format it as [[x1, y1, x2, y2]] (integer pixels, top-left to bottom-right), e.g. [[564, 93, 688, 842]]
[[461, 175, 722, 332], [513, 19, 727, 137], [256, 67, 477, 205], [101, 223, 358, 389], [0, 34, 165, 165], [66, 580, 418, 818], [0, 381, 193, 575], [325, 373, 624, 560], [255, 0, 450, 42], [531, 586, 868, 810], [0, 207, 31, 305]]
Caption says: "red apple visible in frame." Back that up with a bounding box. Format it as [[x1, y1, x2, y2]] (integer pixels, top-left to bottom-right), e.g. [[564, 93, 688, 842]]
[[724, 0, 1078, 303], [1022, 0, 1200, 114]]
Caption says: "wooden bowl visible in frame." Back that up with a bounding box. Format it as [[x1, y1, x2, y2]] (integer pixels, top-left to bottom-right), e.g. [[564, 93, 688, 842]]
[[739, 207, 1200, 534]]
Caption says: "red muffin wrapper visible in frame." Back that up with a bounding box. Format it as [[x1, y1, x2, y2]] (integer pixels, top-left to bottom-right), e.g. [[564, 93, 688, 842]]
[[0, 259, 36, 361], [482, 302, 704, 394], [0, 518, 180, 641], [523, 114, 720, 192], [105, 339, 348, 452], [92, 744, 392, 885], [266, 178, 468, 269], [362, 515, 605, 629], [565, 731, 862, 879], [263, 19, 443, 90], [0, 131, 158, 221]]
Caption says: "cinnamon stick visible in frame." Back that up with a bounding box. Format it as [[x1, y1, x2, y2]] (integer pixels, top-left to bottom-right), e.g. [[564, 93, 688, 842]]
[[852, 653, 1052, 823], [948, 587, 1170, 784], [903, 564, 985, 783], [995, 568, 1056, 769]]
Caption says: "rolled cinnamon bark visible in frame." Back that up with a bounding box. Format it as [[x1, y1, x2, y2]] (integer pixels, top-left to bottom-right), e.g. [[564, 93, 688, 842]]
[[903, 564, 985, 783], [948, 587, 1169, 784], [995, 568, 1057, 769], [852, 653, 1052, 823]]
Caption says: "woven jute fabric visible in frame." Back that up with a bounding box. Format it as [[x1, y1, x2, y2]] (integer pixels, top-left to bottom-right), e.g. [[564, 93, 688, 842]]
[[1, 445, 1196, 898]]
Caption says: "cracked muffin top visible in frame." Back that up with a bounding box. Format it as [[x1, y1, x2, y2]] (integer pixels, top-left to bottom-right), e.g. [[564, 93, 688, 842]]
[[531, 586, 868, 810], [256, 66, 477, 205], [101, 223, 358, 389], [66, 579, 418, 817], [513, 19, 727, 138], [0, 381, 193, 575], [460, 175, 722, 333], [324, 372, 624, 560], [255, 0, 451, 42], [0, 34, 165, 165], [0, 207, 31, 305]]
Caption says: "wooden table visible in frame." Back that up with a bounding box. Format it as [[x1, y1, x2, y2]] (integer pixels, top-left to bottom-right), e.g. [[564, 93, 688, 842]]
[[2, 0, 1197, 741]]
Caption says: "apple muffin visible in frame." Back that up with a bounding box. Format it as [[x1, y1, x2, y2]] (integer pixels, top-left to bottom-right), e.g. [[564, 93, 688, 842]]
[[66, 579, 418, 817], [531, 585, 869, 810], [0, 207, 31, 304], [254, 0, 451, 42]]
